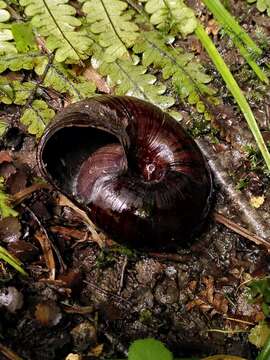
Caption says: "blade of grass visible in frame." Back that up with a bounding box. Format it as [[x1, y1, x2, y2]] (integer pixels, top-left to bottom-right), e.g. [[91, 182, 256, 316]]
[[202, 0, 262, 55], [256, 334, 270, 360], [202, 0, 268, 84], [0, 245, 28, 276], [195, 24, 270, 171]]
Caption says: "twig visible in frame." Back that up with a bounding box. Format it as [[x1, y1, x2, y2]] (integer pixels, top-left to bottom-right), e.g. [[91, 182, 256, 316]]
[[12, 183, 50, 206], [206, 328, 248, 334], [148, 252, 191, 262], [23, 52, 55, 111], [34, 230, 56, 280], [118, 255, 128, 295], [0, 343, 23, 360], [224, 316, 255, 326], [58, 194, 105, 248], [84, 280, 132, 308], [214, 212, 270, 251], [197, 138, 270, 241], [23, 204, 66, 278]]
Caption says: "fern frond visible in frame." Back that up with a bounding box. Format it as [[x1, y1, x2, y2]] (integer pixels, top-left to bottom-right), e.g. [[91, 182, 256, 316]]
[[0, 53, 44, 73], [0, 177, 17, 218], [142, 0, 197, 37], [0, 79, 35, 105], [35, 58, 96, 101], [11, 22, 38, 53], [247, 0, 270, 16], [21, 99, 55, 137], [82, 0, 139, 62], [133, 31, 217, 113], [98, 56, 174, 109], [19, 0, 92, 62], [0, 1, 17, 55]]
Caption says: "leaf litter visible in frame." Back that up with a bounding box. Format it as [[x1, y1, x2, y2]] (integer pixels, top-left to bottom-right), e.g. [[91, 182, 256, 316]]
[[0, 0, 270, 359]]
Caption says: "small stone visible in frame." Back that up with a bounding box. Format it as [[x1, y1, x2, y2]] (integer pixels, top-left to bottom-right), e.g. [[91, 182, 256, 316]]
[[0, 286, 23, 313], [35, 301, 62, 327], [71, 321, 97, 351]]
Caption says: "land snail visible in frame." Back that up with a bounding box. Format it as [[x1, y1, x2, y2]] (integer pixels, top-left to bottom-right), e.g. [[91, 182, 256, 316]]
[[37, 96, 212, 248]]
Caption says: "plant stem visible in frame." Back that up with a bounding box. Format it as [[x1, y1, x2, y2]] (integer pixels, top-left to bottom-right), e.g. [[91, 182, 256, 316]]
[[195, 24, 270, 171], [202, 0, 261, 55], [202, 0, 268, 84], [256, 334, 270, 360], [0, 245, 28, 276]]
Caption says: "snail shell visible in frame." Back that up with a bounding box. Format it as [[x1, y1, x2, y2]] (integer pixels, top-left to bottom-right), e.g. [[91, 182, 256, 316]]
[[37, 96, 212, 247]]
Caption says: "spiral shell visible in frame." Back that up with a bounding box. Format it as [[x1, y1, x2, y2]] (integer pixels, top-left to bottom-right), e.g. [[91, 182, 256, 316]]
[[37, 96, 212, 247]]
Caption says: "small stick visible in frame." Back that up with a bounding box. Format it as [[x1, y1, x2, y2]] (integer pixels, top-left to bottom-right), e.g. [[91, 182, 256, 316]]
[[214, 212, 270, 251], [224, 316, 255, 326], [58, 194, 105, 248], [118, 255, 128, 295], [84, 280, 132, 308], [34, 230, 56, 280], [0, 343, 23, 360], [12, 183, 50, 206], [23, 204, 66, 278]]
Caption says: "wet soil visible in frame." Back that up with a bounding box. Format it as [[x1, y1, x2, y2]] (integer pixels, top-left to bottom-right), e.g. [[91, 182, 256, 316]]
[[1, 0, 270, 359]]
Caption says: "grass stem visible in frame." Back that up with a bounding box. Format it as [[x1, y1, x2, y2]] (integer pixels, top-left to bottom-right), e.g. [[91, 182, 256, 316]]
[[195, 24, 270, 171], [202, 0, 268, 84]]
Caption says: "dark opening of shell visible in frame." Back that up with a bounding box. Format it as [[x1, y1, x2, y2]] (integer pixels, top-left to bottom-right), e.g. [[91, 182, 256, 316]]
[[38, 96, 212, 248]]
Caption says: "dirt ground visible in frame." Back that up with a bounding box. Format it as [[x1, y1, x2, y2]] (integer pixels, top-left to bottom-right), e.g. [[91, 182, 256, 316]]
[[0, 0, 270, 359]]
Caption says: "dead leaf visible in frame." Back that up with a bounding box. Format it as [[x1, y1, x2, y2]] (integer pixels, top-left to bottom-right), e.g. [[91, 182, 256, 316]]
[[206, 19, 220, 36], [34, 231, 55, 280], [83, 67, 110, 94], [88, 344, 104, 357], [250, 195, 264, 209], [186, 276, 228, 316]]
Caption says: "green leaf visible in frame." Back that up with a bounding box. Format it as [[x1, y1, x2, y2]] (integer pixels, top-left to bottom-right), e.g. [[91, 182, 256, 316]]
[[0, 9, 10, 22], [0, 177, 18, 218], [128, 339, 173, 360], [35, 58, 96, 101], [0, 79, 35, 105], [0, 52, 43, 73], [82, 0, 139, 62], [0, 2, 17, 55], [19, 0, 92, 62], [144, 0, 197, 37], [133, 31, 217, 113], [11, 22, 38, 53], [21, 99, 55, 137], [257, 0, 270, 15], [248, 277, 270, 304], [99, 57, 175, 109], [249, 321, 270, 348], [0, 121, 8, 136]]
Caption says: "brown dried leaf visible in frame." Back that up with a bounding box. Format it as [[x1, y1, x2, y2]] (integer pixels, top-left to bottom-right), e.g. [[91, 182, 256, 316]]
[[206, 19, 220, 35], [0, 151, 12, 164], [34, 231, 55, 280], [83, 67, 110, 94], [35, 301, 62, 327], [186, 276, 228, 316]]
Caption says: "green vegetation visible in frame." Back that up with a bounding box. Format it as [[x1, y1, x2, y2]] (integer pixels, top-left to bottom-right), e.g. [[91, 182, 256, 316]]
[[247, 0, 270, 16], [202, 0, 268, 84], [0, 177, 17, 218], [0, 245, 27, 276]]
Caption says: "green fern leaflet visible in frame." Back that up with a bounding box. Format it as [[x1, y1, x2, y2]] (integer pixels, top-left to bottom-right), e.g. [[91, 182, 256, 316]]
[[19, 0, 92, 62], [82, 0, 139, 62]]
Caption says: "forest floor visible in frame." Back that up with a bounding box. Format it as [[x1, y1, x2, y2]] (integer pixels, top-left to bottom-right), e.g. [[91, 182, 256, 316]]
[[0, 0, 270, 359]]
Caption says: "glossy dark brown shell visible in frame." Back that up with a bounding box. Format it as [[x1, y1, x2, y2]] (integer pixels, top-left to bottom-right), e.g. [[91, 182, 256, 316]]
[[37, 96, 212, 247]]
